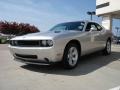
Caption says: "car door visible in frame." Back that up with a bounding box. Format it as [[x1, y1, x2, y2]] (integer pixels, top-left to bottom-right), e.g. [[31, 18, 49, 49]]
[[82, 22, 97, 54], [90, 23, 106, 51]]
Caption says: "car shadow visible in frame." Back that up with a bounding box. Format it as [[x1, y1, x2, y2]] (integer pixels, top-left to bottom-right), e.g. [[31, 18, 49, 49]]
[[21, 51, 120, 76]]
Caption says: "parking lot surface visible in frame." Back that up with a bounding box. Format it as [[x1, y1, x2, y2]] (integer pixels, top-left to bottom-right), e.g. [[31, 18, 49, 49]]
[[0, 44, 120, 90]]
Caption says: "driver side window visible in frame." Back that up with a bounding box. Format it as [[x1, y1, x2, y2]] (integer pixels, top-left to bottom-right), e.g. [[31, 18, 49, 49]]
[[85, 23, 98, 31], [91, 25, 97, 31]]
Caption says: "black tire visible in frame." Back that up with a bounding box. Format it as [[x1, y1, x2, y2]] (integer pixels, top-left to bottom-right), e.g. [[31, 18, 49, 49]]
[[103, 39, 111, 55], [63, 43, 80, 69]]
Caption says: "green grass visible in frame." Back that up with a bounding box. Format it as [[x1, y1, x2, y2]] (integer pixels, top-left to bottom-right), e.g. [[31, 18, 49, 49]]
[[0, 37, 7, 44]]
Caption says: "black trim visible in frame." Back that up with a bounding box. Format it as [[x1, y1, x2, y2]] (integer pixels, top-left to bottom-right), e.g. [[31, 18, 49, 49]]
[[96, 2, 109, 9], [16, 57, 48, 63], [14, 57, 59, 65], [15, 53, 37, 59]]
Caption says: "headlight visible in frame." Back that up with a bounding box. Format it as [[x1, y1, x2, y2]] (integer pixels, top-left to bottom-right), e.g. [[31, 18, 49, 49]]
[[14, 40, 18, 45], [10, 40, 17, 46], [41, 40, 53, 47], [47, 40, 53, 46], [9, 40, 13, 45], [10, 40, 14, 45], [41, 40, 47, 46]]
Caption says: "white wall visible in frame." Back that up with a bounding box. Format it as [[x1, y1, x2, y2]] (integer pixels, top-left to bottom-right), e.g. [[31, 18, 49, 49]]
[[96, 0, 120, 15]]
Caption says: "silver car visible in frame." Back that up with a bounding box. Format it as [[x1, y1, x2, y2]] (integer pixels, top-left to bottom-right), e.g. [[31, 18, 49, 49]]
[[9, 21, 112, 69]]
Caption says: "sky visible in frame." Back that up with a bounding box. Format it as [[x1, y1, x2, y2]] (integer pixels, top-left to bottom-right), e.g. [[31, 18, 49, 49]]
[[0, 0, 99, 30], [0, 0, 119, 35]]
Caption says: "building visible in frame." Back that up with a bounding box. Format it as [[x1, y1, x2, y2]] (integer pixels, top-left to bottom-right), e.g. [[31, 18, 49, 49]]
[[96, 0, 120, 31]]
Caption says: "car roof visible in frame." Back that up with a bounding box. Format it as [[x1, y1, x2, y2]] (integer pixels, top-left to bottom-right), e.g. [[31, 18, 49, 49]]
[[59, 20, 97, 24]]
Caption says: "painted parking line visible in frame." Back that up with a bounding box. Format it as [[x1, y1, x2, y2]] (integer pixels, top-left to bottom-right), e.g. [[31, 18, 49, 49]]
[[109, 86, 120, 90]]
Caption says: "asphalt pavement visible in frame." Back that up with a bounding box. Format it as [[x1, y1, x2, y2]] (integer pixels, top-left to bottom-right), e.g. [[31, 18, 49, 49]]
[[0, 44, 120, 90]]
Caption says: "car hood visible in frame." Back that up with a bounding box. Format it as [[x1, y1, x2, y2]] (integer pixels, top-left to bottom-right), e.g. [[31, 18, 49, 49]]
[[11, 30, 82, 40]]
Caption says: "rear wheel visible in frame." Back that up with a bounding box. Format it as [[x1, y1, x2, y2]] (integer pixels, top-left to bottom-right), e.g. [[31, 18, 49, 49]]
[[103, 40, 111, 55], [63, 43, 80, 69]]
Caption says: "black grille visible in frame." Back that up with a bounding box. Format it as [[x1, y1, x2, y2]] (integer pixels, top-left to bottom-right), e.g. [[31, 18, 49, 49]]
[[10, 40, 40, 47], [10, 40, 53, 47], [17, 40, 39, 47], [15, 53, 37, 59]]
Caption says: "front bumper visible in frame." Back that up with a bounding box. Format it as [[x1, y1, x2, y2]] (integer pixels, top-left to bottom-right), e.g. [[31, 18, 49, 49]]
[[9, 45, 63, 64], [14, 57, 57, 65]]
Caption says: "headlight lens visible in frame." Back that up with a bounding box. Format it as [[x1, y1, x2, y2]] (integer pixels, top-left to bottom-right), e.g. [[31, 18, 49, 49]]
[[41, 40, 47, 46], [41, 40, 53, 47], [9, 40, 13, 45], [9, 40, 17, 46], [14, 40, 18, 45], [47, 40, 53, 46]]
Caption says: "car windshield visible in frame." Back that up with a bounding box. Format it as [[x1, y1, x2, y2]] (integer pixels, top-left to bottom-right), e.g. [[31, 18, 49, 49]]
[[50, 21, 85, 31]]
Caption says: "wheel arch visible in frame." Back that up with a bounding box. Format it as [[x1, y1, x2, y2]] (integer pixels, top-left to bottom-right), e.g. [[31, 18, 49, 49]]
[[64, 39, 81, 54], [62, 39, 81, 69]]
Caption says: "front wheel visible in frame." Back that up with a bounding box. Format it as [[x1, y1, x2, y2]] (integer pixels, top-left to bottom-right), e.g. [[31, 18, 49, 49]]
[[63, 43, 80, 69], [103, 40, 111, 55]]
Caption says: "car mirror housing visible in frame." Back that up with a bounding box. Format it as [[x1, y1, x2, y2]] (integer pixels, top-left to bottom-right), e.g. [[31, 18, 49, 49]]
[[90, 27, 97, 31]]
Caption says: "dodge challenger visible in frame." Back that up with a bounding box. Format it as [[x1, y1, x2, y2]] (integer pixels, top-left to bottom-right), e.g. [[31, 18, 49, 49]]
[[9, 21, 112, 69]]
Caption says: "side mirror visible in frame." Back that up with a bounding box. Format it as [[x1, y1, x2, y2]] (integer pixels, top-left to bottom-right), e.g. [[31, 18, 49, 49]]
[[90, 27, 97, 31]]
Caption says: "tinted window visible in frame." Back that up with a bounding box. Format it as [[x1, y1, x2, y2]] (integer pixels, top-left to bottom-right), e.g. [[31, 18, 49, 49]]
[[86, 22, 102, 31], [86, 23, 97, 31]]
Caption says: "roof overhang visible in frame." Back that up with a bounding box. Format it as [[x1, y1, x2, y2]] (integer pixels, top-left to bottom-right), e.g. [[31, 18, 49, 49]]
[[96, 0, 120, 19]]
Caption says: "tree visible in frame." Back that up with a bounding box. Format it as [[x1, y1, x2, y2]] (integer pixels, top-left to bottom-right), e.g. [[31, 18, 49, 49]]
[[0, 21, 39, 36]]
